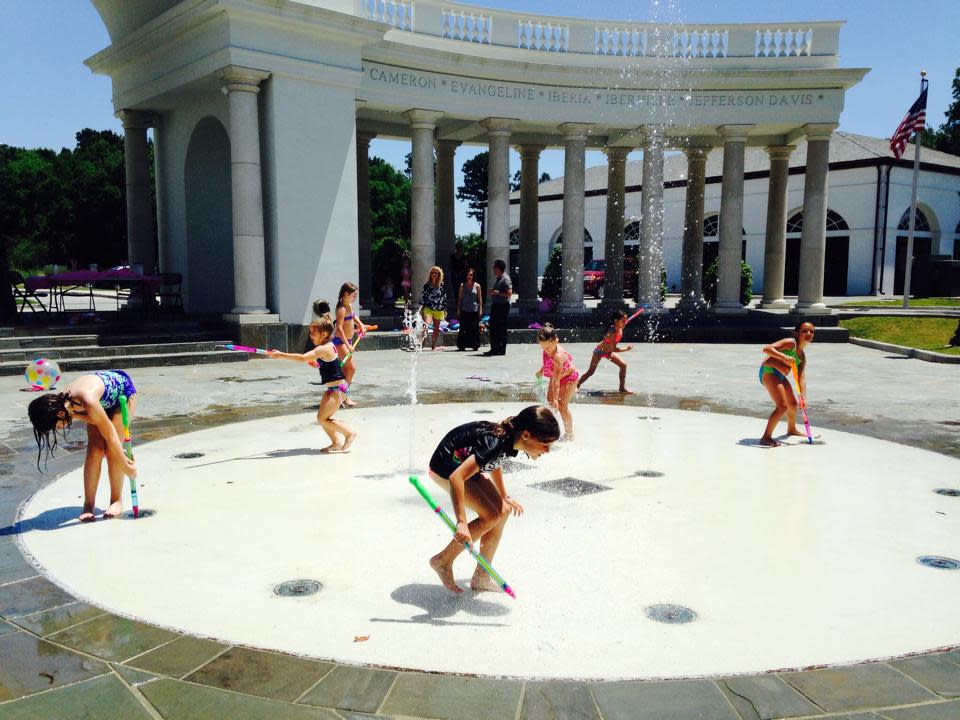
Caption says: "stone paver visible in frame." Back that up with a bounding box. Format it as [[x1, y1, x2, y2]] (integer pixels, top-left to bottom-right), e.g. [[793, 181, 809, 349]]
[[0, 576, 74, 617], [591, 680, 740, 720], [880, 700, 960, 719], [781, 665, 938, 712], [521, 681, 600, 720], [0, 543, 35, 585], [890, 654, 960, 697], [126, 636, 227, 678], [46, 613, 178, 663], [380, 672, 523, 720], [184, 646, 333, 702], [112, 663, 159, 688], [10, 602, 104, 636], [299, 665, 396, 714], [0, 674, 150, 720], [720, 674, 822, 719], [0, 620, 16, 637], [139, 679, 341, 719], [0, 631, 109, 702]]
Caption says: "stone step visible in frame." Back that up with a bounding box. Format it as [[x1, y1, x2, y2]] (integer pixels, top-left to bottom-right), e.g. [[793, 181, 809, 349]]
[[0, 349, 248, 376], [0, 341, 237, 363], [0, 334, 99, 350]]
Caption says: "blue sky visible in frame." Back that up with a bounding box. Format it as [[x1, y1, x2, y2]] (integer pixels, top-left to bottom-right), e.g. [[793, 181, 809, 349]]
[[3, 0, 958, 234]]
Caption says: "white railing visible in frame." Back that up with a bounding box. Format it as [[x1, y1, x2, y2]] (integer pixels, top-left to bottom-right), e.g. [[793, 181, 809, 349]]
[[357, 0, 840, 63]]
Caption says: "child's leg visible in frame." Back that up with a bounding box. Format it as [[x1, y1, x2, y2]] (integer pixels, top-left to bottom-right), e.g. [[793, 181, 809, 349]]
[[103, 396, 136, 518], [81, 424, 106, 522], [556, 382, 577, 440], [576, 353, 601, 388], [428, 472, 510, 594], [339, 352, 357, 406], [760, 374, 790, 446], [316, 392, 344, 450], [322, 391, 357, 450], [610, 353, 633, 393]]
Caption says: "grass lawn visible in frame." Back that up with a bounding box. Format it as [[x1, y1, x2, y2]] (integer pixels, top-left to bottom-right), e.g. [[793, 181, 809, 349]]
[[839, 297, 960, 307], [841, 317, 960, 355]]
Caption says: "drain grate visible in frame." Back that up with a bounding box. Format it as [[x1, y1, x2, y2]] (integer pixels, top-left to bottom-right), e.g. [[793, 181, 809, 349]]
[[123, 509, 156, 519], [530, 478, 610, 497], [934, 488, 960, 497], [274, 579, 322, 597], [174, 452, 205, 460], [472, 409, 494, 415], [645, 604, 697, 624], [637, 415, 661, 421], [917, 556, 960, 570], [634, 470, 664, 478]]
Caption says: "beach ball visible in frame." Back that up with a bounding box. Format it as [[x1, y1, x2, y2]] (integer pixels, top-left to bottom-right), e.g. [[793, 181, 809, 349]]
[[25, 358, 61, 391]]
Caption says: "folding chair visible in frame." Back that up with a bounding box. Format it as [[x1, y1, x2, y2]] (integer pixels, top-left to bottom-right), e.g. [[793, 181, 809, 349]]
[[9, 271, 50, 316], [157, 272, 184, 315]]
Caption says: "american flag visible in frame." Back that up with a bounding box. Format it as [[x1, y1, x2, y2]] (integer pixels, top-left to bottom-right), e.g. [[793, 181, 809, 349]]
[[889, 78, 928, 159]]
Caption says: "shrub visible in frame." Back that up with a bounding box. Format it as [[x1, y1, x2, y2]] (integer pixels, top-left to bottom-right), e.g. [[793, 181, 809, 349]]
[[539, 245, 563, 300], [703, 257, 753, 306]]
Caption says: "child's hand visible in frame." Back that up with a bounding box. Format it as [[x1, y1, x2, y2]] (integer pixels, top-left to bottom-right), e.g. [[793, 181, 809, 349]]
[[454, 521, 472, 545], [308, 360, 319, 368], [124, 457, 138, 478], [623, 344, 633, 352], [535, 369, 543, 379], [266, 349, 281, 358], [503, 496, 524, 516]]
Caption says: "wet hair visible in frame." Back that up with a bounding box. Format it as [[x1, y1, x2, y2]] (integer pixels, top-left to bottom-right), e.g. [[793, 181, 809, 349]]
[[28, 392, 78, 470], [794, 320, 815, 334], [610, 310, 628, 322], [336, 283, 358, 310], [312, 299, 330, 316], [493, 259, 506, 272], [493, 405, 561, 444], [537, 323, 558, 342], [309, 316, 335, 344]]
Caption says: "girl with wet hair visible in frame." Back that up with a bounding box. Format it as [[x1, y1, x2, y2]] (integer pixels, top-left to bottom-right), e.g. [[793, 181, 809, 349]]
[[426, 405, 560, 594], [758, 321, 815, 447], [268, 316, 357, 453], [27, 371, 138, 522], [536, 323, 579, 440]]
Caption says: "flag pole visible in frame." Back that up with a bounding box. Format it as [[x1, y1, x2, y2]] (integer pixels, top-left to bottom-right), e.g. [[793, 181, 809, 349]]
[[901, 70, 926, 309]]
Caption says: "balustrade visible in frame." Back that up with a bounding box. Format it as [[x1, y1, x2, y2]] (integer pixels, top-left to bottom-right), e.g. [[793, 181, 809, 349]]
[[442, 8, 492, 44], [361, 0, 414, 30]]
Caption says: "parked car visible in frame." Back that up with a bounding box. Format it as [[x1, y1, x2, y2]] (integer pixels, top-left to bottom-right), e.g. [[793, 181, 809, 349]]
[[582, 258, 638, 298]]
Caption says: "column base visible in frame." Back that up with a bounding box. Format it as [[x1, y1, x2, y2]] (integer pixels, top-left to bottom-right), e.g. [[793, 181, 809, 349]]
[[759, 299, 791, 309], [228, 307, 273, 316], [712, 301, 748, 315], [676, 297, 707, 312], [557, 300, 590, 314], [517, 299, 541, 313], [790, 303, 832, 315], [599, 297, 628, 310], [223, 313, 287, 352]]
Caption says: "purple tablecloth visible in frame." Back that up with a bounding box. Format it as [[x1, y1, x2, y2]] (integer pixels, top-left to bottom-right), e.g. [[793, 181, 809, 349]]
[[25, 270, 162, 293]]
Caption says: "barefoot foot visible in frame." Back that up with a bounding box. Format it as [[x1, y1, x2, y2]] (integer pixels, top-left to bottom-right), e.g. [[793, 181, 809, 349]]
[[341, 398, 356, 408], [619, 388, 635, 395], [102, 501, 123, 519], [79, 505, 96, 523], [469, 570, 501, 593], [430, 554, 462, 594], [341, 432, 358, 451], [320, 444, 344, 454], [787, 429, 809, 438], [759, 437, 781, 447]]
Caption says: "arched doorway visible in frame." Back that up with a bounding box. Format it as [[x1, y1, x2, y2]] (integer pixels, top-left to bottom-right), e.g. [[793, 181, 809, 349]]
[[894, 207, 934, 294], [509, 227, 520, 288], [703, 213, 746, 274], [184, 117, 233, 312], [623, 219, 641, 259], [550, 228, 595, 264], [784, 209, 849, 296]]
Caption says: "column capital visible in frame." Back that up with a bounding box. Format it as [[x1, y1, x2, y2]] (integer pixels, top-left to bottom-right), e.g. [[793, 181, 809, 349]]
[[560, 122, 592, 141], [603, 146, 631, 162], [116, 109, 153, 130], [636, 125, 668, 146], [682, 145, 710, 160], [404, 109, 444, 128], [219, 66, 270, 93], [516, 144, 546, 159], [718, 124, 753, 143], [765, 144, 796, 159], [434, 138, 461, 155], [481, 117, 517, 135], [802, 123, 838, 141]]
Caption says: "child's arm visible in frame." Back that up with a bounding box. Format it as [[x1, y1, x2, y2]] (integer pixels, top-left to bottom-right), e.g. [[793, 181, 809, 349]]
[[490, 468, 523, 516], [267, 345, 326, 363], [447, 456, 482, 543], [82, 396, 136, 477], [762, 338, 798, 369], [335, 308, 350, 344]]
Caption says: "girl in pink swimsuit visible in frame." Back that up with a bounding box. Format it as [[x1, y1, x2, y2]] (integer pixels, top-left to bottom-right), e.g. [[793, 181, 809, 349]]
[[536, 323, 579, 441]]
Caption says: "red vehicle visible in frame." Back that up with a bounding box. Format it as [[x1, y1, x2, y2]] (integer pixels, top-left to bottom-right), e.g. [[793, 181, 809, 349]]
[[583, 257, 638, 299]]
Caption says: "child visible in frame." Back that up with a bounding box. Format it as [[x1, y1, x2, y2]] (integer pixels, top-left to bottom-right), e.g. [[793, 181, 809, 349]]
[[758, 321, 815, 447], [576, 310, 634, 394], [426, 405, 560, 594], [535, 324, 579, 440], [420, 265, 447, 351], [28, 371, 139, 521], [333, 283, 366, 407], [400, 253, 413, 304], [268, 316, 357, 453]]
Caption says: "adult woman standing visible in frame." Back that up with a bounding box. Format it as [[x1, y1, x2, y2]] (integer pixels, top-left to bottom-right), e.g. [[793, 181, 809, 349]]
[[420, 266, 447, 351], [456, 267, 483, 351]]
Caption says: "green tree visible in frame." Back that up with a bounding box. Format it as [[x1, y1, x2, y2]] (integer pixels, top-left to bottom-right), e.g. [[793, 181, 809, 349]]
[[457, 151, 489, 232], [922, 67, 960, 156], [368, 156, 411, 243], [703, 258, 753, 306], [539, 245, 563, 301]]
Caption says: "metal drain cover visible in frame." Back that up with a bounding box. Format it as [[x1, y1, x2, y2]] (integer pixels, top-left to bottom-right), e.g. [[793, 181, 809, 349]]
[[123, 509, 156, 519], [530, 478, 610, 497], [473, 409, 494, 414], [634, 470, 664, 478], [637, 415, 661, 421], [645, 604, 697, 624], [917, 556, 960, 570], [934, 488, 960, 497], [274, 579, 322, 597], [175, 452, 205, 459]]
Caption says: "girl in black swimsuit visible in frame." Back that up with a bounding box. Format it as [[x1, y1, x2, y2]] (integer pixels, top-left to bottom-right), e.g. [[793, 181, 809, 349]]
[[268, 316, 357, 453], [426, 405, 560, 594]]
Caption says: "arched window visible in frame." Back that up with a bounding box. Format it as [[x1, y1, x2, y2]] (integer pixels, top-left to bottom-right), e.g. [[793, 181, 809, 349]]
[[704, 214, 720, 237], [551, 229, 595, 263], [786, 210, 849, 233], [509, 228, 520, 248], [898, 207, 930, 232], [893, 206, 935, 294], [623, 220, 641, 258]]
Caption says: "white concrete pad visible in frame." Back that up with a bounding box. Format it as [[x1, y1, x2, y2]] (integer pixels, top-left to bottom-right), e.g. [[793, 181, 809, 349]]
[[17, 403, 960, 680]]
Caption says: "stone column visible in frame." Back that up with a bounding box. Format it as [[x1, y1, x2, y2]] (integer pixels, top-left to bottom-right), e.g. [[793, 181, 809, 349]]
[[760, 145, 795, 308], [601, 146, 629, 309], [482, 118, 515, 290], [794, 124, 837, 314], [559, 123, 591, 313], [356, 131, 376, 309], [405, 109, 443, 296], [678, 145, 709, 311], [435, 139, 460, 294], [118, 110, 155, 275], [517, 144, 545, 311], [220, 66, 271, 314], [714, 125, 751, 314], [638, 129, 665, 309]]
